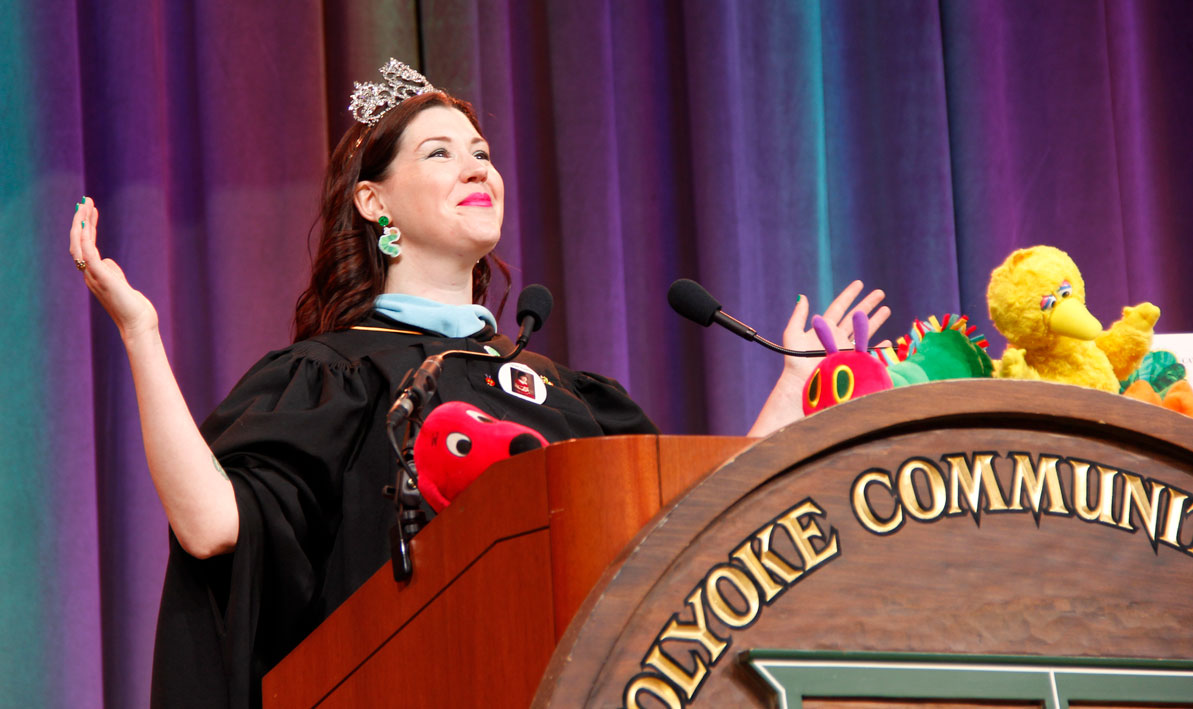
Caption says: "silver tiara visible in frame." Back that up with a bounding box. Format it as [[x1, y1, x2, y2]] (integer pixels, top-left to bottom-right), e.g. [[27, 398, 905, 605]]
[[349, 59, 436, 126]]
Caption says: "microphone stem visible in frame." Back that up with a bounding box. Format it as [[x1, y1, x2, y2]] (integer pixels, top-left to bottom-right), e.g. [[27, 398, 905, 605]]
[[386, 300, 548, 584], [753, 335, 826, 358], [753, 335, 882, 357]]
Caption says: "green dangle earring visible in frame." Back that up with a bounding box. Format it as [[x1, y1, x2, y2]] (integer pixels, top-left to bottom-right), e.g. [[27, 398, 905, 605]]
[[378, 216, 401, 257]]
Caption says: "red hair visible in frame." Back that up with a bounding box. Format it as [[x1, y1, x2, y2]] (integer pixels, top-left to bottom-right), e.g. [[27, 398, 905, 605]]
[[294, 92, 510, 341]]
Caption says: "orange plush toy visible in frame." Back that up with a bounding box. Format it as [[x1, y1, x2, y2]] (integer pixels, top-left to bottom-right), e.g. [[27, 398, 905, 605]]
[[1124, 379, 1193, 415], [1164, 381, 1193, 415], [1120, 349, 1193, 416]]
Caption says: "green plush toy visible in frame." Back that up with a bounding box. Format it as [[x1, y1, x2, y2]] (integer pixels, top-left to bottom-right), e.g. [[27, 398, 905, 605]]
[[887, 328, 994, 387], [879, 314, 993, 387]]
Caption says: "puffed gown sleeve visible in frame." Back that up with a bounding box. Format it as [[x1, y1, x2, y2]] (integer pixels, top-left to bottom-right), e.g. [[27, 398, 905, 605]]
[[570, 369, 661, 436], [150, 341, 380, 709]]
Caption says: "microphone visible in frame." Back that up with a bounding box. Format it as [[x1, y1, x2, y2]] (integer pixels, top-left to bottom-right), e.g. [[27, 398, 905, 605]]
[[387, 354, 446, 428], [667, 278, 759, 341], [386, 284, 555, 429], [667, 278, 830, 357], [385, 284, 554, 582], [514, 283, 554, 349]]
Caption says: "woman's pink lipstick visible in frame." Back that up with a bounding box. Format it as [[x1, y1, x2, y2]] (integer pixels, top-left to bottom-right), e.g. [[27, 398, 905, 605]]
[[459, 193, 492, 207]]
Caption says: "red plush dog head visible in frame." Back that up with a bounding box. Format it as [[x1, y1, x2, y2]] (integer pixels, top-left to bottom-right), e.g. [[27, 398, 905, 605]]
[[413, 402, 548, 512]]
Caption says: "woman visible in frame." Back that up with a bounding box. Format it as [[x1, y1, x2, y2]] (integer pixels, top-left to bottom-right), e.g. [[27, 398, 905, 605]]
[[69, 62, 888, 707]]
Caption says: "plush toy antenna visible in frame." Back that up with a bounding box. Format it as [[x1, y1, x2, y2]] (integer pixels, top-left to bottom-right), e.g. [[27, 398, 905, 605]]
[[852, 311, 870, 352], [811, 315, 839, 354]]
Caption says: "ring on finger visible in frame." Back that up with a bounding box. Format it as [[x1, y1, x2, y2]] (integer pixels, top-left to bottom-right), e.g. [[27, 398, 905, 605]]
[[75, 259, 87, 271]]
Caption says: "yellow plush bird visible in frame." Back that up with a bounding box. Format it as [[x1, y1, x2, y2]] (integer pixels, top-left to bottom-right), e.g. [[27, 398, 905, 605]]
[[986, 245, 1159, 392]]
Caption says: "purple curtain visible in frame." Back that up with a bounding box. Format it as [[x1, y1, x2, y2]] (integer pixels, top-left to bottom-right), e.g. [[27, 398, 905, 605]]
[[3, 1, 1191, 705]]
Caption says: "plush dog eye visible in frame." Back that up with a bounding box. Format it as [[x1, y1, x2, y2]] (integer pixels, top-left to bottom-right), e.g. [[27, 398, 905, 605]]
[[465, 409, 495, 424], [1040, 294, 1057, 311], [446, 432, 472, 457]]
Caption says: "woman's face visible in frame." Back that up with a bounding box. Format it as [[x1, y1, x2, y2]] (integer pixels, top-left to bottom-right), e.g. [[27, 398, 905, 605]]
[[378, 105, 504, 263]]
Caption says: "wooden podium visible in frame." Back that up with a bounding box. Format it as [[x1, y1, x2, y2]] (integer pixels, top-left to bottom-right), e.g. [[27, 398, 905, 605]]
[[261, 433, 752, 707], [265, 380, 1193, 708]]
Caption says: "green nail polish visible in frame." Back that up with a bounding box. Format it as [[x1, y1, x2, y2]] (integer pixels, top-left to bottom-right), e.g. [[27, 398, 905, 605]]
[[75, 203, 80, 212], [796, 294, 802, 304], [81, 221, 85, 228]]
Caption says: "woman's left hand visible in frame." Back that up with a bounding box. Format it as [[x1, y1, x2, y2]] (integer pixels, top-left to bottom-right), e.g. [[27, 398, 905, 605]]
[[748, 280, 890, 437], [778, 280, 890, 382]]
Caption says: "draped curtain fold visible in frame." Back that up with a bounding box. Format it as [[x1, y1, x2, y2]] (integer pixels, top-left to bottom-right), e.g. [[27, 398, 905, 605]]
[[2, 1, 1190, 705]]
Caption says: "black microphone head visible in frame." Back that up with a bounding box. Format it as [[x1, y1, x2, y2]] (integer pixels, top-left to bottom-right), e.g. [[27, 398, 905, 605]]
[[667, 278, 722, 327], [516, 284, 554, 332]]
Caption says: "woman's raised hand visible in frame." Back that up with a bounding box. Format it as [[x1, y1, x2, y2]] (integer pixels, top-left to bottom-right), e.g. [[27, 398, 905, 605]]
[[780, 280, 890, 378], [68, 196, 237, 557], [69, 197, 159, 340], [748, 280, 890, 437]]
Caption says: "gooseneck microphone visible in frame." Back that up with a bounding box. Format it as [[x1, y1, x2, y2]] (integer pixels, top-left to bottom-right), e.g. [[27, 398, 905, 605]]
[[513, 283, 554, 349], [667, 278, 831, 357], [386, 284, 555, 429], [667, 278, 760, 340], [385, 284, 554, 583]]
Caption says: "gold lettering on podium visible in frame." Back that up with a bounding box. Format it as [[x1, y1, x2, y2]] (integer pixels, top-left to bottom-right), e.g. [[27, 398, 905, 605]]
[[1161, 487, 1189, 546], [623, 498, 840, 708], [657, 587, 727, 663], [776, 500, 839, 571], [704, 564, 760, 628], [1117, 472, 1164, 543], [898, 458, 947, 521], [732, 530, 801, 601], [1073, 461, 1118, 523], [851, 451, 1193, 557], [853, 470, 902, 534], [643, 644, 704, 700], [623, 673, 683, 709], [1009, 453, 1069, 517], [945, 452, 1008, 517]]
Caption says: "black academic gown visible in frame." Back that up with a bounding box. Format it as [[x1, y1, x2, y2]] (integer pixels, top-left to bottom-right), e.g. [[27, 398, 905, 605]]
[[149, 314, 657, 708]]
